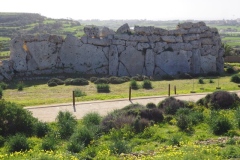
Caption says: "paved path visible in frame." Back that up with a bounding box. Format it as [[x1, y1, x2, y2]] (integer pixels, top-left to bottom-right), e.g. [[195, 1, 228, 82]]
[[25, 91, 240, 122]]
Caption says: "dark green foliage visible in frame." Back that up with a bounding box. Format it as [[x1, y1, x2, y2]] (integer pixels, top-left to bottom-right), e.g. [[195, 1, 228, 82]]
[[69, 126, 94, 146], [0, 135, 5, 147], [134, 118, 150, 133], [121, 76, 131, 81], [96, 83, 110, 93], [131, 74, 143, 81], [158, 97, 186, 115], [140, 108, 164, 123], [0, 82, 8, 89], [108, 76, 126, 84], [209, 111, 232, 135], [198, 77, 204, 84], [94, 78, 109, 84], [47, 78, 64, 86], [110, 140, 132, 154], [226, 67, 235, 74], [0, 88, 2, 99], [0, 100, 37, 136], [130, 80, 139, 89], [7, 134, 30, 152], [56, 111, 77, 139], [176, 115, 192, 131], [67, 141, 84, 153], [209, 79, 214, 83], [221, 146, 240, 159], [90, 77, 98, 83], [236, 107, 240, 128], [82, 112, 101, 126], [17, 82, 24, 91], [41, 134, 58, 151], [35, 121, 50, 138], [231, 74, 240, 83], [64, 78, 74, 85], [168, 134, 182, 146], [48, 82, 58, 87], [74, 88, 86, 97], [198, 91, 239, 109], [122, 103, 145, 116], [71, 78, 89, 86], [142, 80, 153, 89], [161, 75, 174, 80], [146, 102, 157, 109]]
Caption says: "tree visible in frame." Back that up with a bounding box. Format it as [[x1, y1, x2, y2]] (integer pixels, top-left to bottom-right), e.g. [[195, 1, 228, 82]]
[[222, 43, 234, 57]]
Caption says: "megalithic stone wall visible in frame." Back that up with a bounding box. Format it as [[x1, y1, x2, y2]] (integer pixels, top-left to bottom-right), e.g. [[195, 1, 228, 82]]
[[0, 22, 224, 80]]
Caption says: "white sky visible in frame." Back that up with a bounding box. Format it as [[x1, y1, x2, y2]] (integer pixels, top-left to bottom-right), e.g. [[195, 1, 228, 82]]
[[0, 0, 239, 20]]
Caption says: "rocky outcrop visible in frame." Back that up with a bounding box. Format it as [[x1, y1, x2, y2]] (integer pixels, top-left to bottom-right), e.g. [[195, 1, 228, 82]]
[[0, 22, 224, 80]]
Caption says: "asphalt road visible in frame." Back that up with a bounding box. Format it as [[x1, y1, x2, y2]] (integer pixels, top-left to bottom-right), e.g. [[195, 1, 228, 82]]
[[25, 91, 240, 122]]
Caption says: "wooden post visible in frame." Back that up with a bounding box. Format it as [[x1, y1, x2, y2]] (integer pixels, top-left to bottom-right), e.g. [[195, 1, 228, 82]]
[[129, 87, 132, 101], [174, 85, 176, 95], [73, 91, 76, 112], [168, 84, 170, 97]]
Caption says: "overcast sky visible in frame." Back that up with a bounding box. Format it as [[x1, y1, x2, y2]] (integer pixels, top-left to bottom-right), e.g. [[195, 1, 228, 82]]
[[0, 0, 239, 20]]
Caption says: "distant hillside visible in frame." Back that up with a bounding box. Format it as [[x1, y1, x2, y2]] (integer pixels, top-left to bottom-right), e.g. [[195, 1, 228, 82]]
[[0, 12, 84, 53]]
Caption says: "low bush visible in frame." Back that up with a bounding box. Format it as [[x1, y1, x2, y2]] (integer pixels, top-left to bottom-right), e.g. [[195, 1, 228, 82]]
[[142, 80, 153, 89], [48, 78, 64, 86], [71, 78, 89, 86], [0, 82, 8, 90], [64, 78, 74, 85], [226, 67, 235, 74], [0, 88, 2, 99], [146, 102, 157, 109], [7, 134, 30, 152], [231, 74, 240, 83], [108, 76, 125, 84], [56, 111, 77, 139], [41, 134, 58, 151], [110, 140, 132, 154], [74, 89, 86, 97], [82, 112, 102, 126], [17, 82, 24, 91], [130, 80, 139, 89], [69, 126, 94, 146], [176, 114, 192, 131], [131, 74, 143, 81], [236, 107, 240, 129], [158, 97, 186, 115], [67, 140, 84, 153], [209, 79, 214, 83], [198, 77, 204, 84], [48, 82, 58, 87], [35, 121, 49, 138], [140, 108, 164, 123], [209, 111, 232, 135], [161, 75, 174, 80], [134, 118, 150, 133], [94, 78, 109, 84], [0, 100, 37, 136], [121, 76, 130, 82], [0, 135, 4, 147], [90, 77, 98, 83], [96, 83, 110, 93]]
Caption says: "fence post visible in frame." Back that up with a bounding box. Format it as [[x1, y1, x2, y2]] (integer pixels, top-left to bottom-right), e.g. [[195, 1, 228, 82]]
[[73, 91, 76, 112], [174, 85, 176, 95], [129, 87, 132, 101], [168, 84, 170, 97]]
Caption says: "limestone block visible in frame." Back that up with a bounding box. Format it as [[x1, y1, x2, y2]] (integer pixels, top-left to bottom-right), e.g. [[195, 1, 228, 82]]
[[200, 26, 210, 32], [118, 46, 144, 76], [188, 28, 202, 34], [178, 22, 193, 29], [161, 36, 183, 43], [145, 49, 155, 76], [183, 34, 200, 42], [80, 36, 88, 44], [117, 45, 126, 53], [114, 34, 130, 41], [101, 26, 115, 37], [211, 28, 218, 33], [109, 45, 119, 76], [116, 23, 130, 34], [191, 40, 202, 49], [199, 31, 213, 38], [88, 38, 110, 46], [191, 49, 201, 74], [129, 35, 149, 42], [84, 26, 100, 38], [137, 43, 150, 51], [148, 35, 161, 42], [134, 26, 154, 35], [153, 42, 168, 53], [200, 55, 216, 73], [155, 51, 192, 75], [201, 38, 213, 45], [169, 28, 188, 35], [126, 41, 137, 47], [192, 21, 206, 27], [154, 28, 168, 36], [112, 39, 125, 45]]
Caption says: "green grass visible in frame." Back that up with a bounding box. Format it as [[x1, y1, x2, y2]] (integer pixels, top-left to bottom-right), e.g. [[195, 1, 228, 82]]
[[2, 75, 240, 106], [0, 51, 10, 57], [0, 37, 10, 41]]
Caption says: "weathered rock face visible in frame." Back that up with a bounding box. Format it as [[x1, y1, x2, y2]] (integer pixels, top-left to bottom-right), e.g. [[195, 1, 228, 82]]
[[0, 22, 224, 80]]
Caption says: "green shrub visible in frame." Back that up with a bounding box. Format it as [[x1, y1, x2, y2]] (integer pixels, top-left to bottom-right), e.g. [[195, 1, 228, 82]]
[[94, 78, 109, 84], [110, 140, 131, 154], [17, 82, 24, 91], [209, 111, 232, 135], [142, 80, 153, 89], [0, 82, 8, 90], [146, 102, 157, 109], [41, 134, 58, 151], [71, 78, 89, 85], [131, 74, 143, 81], [0, 100, 37, 136], [221, 146, 240, 159], [158, 97, 186, 115], [209, 91, 237, 109], [82, 112, 101, 126], [226, 67, 235, 74], [198, 77, 204, 84], [0, 88, 3, 99], [236, 107, 240, 129], [35, 121, 49, 138], [140, 108, 164, 123], [48, 82, 58, 87], [90, 77, 98, 83], [67, 141, 84, 153], [168, 133, 182, 146], [47, 78, 64, 85], [69, 126, 94, 146], [176, 115, 192, 131], [7, 134, 29, 152], [109, 76, 125, 84], [56, 111, 77, 139], [121, 76, 130, 82], [74, 88, 86, 97], [130, 80, 139, 89], [161, 75, 174, 80], [64, 78, 74, 85], [0, 135, 5, 147], [133, 118, 150, 133], [96, 83, 110, 93], [209, 79, 214, 83], [231, 74, 240, 83]]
